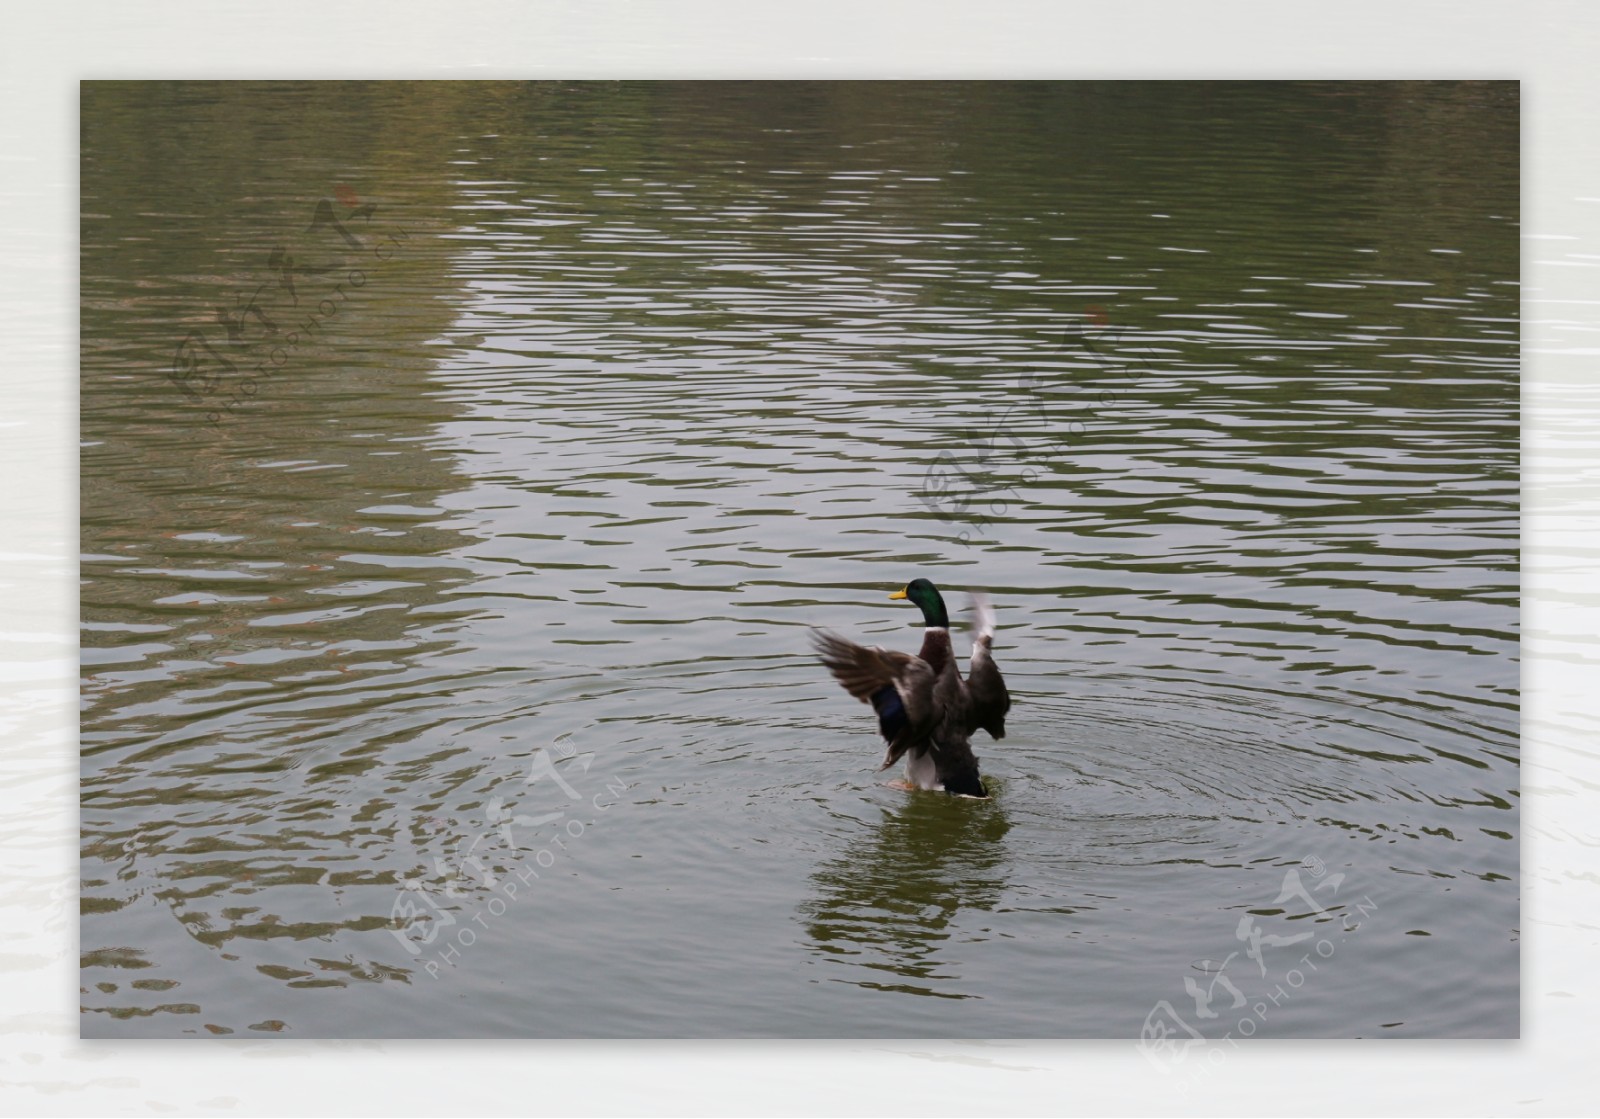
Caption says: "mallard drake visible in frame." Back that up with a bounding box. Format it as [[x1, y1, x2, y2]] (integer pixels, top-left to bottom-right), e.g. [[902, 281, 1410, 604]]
[[814, 578, 1011, 799]]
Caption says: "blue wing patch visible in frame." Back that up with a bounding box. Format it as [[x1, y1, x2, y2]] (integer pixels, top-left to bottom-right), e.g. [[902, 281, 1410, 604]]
[[870, 684, 907, 743]]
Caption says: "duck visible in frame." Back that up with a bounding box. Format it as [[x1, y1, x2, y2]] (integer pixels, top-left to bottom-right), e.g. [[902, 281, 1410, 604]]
[[813, 578, 1011, 799]]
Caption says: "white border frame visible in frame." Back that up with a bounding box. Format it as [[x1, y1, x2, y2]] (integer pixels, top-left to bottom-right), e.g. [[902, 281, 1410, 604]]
[[7, 2, 1592, 1114]]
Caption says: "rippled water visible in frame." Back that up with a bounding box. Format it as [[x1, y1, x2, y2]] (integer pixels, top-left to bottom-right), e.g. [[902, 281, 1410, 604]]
[[80, 80, 1518, 1038]]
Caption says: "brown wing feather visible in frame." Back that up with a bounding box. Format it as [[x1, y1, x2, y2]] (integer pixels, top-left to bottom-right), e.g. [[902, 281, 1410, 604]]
[[965, 593, 1010, 740], [812, 630, 936, 768], [966, 647, 1010, 740]]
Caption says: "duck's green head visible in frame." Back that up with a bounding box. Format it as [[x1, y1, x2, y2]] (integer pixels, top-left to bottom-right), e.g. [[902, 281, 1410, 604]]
[[888, 577, 950, 628]]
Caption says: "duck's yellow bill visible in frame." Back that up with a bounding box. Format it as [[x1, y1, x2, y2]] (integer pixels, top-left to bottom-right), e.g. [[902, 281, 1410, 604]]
[[888, 589, 908, 600]]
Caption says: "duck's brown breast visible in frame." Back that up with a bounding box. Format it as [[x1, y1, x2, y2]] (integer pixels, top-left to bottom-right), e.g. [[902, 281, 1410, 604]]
[[917, 627, 952, 675]]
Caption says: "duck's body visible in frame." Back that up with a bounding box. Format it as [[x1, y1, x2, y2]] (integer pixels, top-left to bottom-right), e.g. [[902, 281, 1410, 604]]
[[814, 579, 1011, 799]]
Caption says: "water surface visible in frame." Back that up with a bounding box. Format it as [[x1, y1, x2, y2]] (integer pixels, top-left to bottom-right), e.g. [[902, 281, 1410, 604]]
[[80, 80, 1518, 1038]]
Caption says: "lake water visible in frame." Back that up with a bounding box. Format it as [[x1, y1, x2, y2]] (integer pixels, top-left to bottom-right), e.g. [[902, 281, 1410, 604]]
[[80, 80, 1519, 1039]]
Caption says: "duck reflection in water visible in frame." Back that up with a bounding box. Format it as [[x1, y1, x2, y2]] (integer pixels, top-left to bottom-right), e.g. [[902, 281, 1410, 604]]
[[800, 791, 1012, 1000]]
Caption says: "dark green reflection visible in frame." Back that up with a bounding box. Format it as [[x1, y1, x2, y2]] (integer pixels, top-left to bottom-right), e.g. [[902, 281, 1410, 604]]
[[802, 793, 1012, 999]]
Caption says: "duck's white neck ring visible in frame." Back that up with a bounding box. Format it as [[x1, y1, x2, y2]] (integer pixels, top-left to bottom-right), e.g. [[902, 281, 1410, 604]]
[[924, 626, 948, 634]]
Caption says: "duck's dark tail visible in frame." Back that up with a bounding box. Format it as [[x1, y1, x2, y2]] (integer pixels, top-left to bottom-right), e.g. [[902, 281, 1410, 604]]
[[942, 763, 988, 799]]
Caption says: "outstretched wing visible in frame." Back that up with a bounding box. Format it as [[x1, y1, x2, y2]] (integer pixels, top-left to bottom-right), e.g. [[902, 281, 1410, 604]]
[[965, 593, 1011, 740], [812, 630, 936, 769]]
